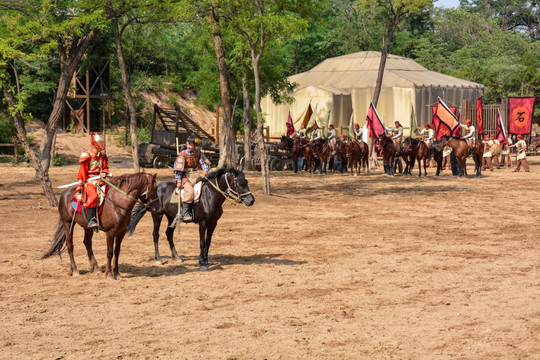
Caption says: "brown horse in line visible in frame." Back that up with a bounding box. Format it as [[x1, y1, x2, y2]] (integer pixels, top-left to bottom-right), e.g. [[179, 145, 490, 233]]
[[441, 135, 484, 177], [346, 140, 369, 175], [42, 172, 158, 279], [403, 137, 430, 177], [281, 135, 300, 173], [335, 140, 348, 173], [377, 134, 399, 176], [311, 140, 331, 174], [293, 136, 315, 173]]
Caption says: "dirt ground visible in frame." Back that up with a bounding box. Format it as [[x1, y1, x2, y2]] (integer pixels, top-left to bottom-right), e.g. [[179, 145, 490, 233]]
[[1, 157, 539, 359]]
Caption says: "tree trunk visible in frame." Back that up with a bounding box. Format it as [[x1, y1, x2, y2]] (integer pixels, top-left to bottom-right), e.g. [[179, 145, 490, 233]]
[[211, 5, 236, 169], [109, 6, 140, 172], [3, 86, 58, 206], [250, 1, 270, 195], [38, 31, 97, 175], [372, 10, 401, 107], [242, 65, 252, 170]]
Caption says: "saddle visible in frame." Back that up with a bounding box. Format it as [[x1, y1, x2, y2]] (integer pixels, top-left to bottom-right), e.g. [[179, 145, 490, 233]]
[[71, 184, 108, 216], [170, 181, 204, 204]]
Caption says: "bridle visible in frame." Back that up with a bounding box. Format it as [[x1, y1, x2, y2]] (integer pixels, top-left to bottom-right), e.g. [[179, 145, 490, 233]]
[[204, 172, 252, 204], [100, 176, 158, 217]]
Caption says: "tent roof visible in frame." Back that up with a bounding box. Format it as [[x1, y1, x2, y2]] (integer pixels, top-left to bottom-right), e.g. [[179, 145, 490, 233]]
[[291, 51, 483, 93]]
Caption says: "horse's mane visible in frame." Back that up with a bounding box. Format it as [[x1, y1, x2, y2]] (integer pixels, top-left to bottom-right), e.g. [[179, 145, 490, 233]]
[[199, 168, 239, 183], [408, 137, 419, 145], [108, 172, 150, 192]]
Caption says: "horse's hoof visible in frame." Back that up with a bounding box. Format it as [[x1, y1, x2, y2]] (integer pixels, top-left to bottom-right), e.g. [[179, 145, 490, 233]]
[[93, 268, 102, 274], [71, 271, 80, 277], [155, 260, 162, 265], [200, 265, 210, 271]]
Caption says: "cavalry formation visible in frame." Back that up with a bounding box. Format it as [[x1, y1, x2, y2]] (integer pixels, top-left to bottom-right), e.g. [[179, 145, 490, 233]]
[[280, 131, 486, 178]]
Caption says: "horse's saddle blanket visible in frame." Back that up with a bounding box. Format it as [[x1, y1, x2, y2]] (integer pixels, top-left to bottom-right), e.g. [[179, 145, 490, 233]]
[[71, 185, 108, 215], [171, 181, 203, 204]]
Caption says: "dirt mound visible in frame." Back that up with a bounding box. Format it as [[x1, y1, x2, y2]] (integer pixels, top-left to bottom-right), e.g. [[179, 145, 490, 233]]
[[27, 120, 134, 168]]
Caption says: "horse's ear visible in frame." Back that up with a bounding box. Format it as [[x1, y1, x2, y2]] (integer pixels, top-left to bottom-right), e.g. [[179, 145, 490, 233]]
[[152, 173, 157, 180], [141, 168, 146, 173]]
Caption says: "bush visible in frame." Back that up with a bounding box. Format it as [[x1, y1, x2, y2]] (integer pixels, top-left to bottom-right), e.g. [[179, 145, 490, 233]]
[[52, 154, 68, 167]]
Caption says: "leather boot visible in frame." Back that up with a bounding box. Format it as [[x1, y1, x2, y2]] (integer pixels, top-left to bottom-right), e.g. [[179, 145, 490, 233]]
[[86, 207, 98, 229], [182, 202, 193, 222]]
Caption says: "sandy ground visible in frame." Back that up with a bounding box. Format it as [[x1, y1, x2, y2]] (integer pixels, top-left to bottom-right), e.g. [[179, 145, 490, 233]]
[[0, 156, 539, 359]]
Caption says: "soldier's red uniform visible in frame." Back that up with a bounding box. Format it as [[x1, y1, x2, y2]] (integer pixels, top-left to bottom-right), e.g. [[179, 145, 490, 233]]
[[77, 132, 109, 208]]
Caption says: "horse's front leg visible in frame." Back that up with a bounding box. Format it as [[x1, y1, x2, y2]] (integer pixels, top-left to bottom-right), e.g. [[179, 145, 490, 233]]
[[83, 228, 100, 274], [151, 211, 164, 264], [198, 224, 207, 270], [64, 221, 79, 277], [112, 231, 126, 279], [201, 221, 218, 271], [424, 157, 428, 177], [105, 230, 115, 279], [165, 212, 180, 261]]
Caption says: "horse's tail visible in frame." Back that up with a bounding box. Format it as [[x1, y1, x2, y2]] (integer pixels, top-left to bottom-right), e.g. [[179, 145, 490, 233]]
[[41, 219, 66, 260], [126, 203, 148, 236]]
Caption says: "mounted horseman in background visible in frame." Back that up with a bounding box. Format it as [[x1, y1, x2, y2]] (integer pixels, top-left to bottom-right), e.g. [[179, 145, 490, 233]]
[[174, 135, 211, 222], [385, 121, 404, 174], [76, 132, 110, 230], [327, 124, 337, 155], [460, 119, 476, 156]]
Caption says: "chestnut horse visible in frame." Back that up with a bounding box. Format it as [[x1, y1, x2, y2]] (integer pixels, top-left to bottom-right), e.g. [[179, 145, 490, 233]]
[[293, 136, 316, 173], [311, 140, 331, 174], [346, 140, 369, 175], [42, 172, 158, 279], [402, 137, 430, 177], [335, 140, 348, 173], [441, 135, 484, 177], [280, 135, 300, 173], [377, 135, 398, 176]]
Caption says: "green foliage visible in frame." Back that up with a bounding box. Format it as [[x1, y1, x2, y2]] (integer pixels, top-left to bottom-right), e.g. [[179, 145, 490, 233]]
[[0, 112, 17, 143], [52, 154, 68, 167]]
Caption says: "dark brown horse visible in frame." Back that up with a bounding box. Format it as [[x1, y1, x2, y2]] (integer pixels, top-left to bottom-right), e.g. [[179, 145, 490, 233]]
[[293, 136, 316, 173], [346, 141, 369, 175], [403, 137, 430, 177], [280, 135, 300, 173], [127, 168, 255, 270], [311, 140, 331, 174], [377, 135, 398, 176], [335, 140, 348, 173], [42, 172, 158, 279], [441, 135, 484, 177]]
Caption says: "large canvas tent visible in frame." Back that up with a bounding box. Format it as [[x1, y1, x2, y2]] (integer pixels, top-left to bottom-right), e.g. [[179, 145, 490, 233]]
[[261, 51, 483, 138]]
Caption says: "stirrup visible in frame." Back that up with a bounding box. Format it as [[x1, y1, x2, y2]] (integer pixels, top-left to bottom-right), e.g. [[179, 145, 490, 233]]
[[87, 219, 98, 230]]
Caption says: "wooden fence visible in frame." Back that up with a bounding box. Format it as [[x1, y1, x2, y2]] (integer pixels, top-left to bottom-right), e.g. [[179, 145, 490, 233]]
[[0, 142, 19, 163]]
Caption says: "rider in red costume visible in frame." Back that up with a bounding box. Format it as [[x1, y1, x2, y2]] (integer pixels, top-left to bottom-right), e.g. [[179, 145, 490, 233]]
[[76, 132, 109, 229]]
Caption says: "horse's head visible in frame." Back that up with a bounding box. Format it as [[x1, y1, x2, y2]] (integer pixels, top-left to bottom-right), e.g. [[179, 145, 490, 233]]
[[139, 171, 158, 205], [280, 135, 291, 148], [402, 137, 412, 152], [345, 141, 354, 158], [440, 135, 450, 146], [292, 136, 302, 151], [377, 135, 388, 150], [228, 170, 255, 206]]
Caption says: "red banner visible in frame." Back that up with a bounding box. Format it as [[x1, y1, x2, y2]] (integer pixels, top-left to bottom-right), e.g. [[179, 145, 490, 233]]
[[432, 99, 460, 140], [286, 111, 295, 137], [476, 96, 484, 135], [366, 102, 386, 139], [508, 97, 535, 135], [496, 109, 507, 145]]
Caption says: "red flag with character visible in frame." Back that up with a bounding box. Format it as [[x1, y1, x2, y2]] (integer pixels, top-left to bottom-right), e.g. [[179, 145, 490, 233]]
[[476, 96, 484, 135], [508, 97, 535, 135], [286, 111, 295, 137], [496, 109, 507, 145]]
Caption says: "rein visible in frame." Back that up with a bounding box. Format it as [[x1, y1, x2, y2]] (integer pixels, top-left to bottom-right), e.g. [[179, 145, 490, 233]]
[[101, 177, 156, 210], [204, 173, 251, 204]]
